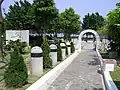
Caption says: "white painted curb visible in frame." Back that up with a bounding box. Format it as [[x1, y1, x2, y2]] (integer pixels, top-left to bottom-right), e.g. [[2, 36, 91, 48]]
[[104, 71, 118, 90], [96, 49, 118, 90], [26, 51, 79, 90], [96, 49, 106, 90]]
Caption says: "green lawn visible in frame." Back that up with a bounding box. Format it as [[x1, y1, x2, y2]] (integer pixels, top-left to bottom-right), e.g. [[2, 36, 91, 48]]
[[111, 66, 120, 89], [100, 52, 109, 59]]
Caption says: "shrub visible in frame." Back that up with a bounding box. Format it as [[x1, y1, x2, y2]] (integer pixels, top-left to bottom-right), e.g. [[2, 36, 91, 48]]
[[64, 42, 68, 56], [70, 42, 75, 53], [108, 41, 118, 52], [41, 39, 52, 69], [22, 46, 30, 54], [4, 47, 28, 88], [57, 41, 62, 61], [6, 39, 28, 54]]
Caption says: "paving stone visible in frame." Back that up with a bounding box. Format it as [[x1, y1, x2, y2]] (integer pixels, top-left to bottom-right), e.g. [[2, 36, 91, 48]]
[[47, 43, 104, 90]]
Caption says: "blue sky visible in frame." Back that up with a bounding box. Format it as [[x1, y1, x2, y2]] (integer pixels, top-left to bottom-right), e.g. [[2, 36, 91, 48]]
[[2, 0, 119, 19]]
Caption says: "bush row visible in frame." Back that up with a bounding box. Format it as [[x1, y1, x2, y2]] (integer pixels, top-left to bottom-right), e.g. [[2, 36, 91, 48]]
[[4, 39, 75, 88]]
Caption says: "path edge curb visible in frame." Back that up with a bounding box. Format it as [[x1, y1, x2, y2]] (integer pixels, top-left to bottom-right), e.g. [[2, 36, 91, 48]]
[[26, 51, 79, 90], [96, 49, 118, 90]]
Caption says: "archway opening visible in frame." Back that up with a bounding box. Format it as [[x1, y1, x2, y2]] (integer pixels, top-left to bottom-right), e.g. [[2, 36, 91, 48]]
[[76, 29, 100, 52], [82, 32, 96, 42], [81, 32, 96, 50]]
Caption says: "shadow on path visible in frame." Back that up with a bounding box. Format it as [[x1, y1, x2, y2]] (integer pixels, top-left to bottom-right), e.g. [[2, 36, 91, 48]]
[[88, 56, 99, 66], [92, 88, 103, 90]]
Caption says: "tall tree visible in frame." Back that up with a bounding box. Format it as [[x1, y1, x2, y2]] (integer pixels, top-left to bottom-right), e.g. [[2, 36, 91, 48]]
[[107, 2, 120, 51], [33, 0, 59, 34], [97, 19, 108, 34], [59, 7, 81, 40], [0, 0, 4, 54], [116, 2, 120, 8], [82, 12, 105, 30], [0, 0, 3, 22], [5, 0, 35, 30]]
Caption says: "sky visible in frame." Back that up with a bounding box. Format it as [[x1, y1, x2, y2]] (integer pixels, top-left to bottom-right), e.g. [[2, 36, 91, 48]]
[[2, 0, 120, 20]]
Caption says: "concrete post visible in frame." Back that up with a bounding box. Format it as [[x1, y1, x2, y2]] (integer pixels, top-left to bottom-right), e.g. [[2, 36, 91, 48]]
[[31, 46, 43, 76], [66, 41, 71, 55], [60, 43, 66, 60], [50, 44, 57, 67]]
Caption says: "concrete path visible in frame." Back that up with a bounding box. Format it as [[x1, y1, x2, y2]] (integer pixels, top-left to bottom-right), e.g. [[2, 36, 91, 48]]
[[82, 41, 95, 50], [47, 49, 104, 90]]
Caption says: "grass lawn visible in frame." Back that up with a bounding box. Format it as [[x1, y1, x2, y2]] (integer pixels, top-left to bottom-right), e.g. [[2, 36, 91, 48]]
[[111, 66, 120, 89], [100, 52, 109, 59], [0, 53, 38, 90]]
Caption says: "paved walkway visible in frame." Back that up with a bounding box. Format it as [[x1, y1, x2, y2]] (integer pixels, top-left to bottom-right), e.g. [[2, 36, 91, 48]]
[[47, 43, 104, 90]]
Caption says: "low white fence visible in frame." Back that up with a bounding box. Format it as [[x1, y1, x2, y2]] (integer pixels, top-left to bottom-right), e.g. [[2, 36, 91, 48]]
[[96, 49, 118, 90]]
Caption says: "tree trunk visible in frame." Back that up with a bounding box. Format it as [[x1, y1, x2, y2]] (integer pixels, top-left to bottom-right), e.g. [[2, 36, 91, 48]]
[[0, 0, 4, 53]]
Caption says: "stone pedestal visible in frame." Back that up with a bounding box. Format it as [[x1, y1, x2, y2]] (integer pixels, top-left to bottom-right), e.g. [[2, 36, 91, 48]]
[[50, 44, 57, 67], [60, 43, 66, 60], [31, 46, 43, 76], [66, 41, 71, 55]]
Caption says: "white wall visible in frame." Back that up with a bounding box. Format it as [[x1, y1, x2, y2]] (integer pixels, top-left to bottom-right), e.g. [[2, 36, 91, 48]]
[[6, 30, 29, 45]]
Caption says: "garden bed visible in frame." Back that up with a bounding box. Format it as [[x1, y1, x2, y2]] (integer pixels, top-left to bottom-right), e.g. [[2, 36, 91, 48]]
[[0, 53, 62, 90], [100, 52, 109, 59], [100, 52, 120, 89], [111, 66, 120, 89]]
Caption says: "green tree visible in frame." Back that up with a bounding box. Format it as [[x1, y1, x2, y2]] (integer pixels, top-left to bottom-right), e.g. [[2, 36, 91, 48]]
[[82, 12, 105, 30], [4, 47, 28, 87], [0, 0, 4, 23], [5, 0, 35, 30], [0, 0, 4, 55], [33, 0, 59, 34], [97, 19, 108, 34], [59, 7, 81, 40], [116, 2, 120, 8], [107, 2, 120, 52], [41, 39, 52, 68]]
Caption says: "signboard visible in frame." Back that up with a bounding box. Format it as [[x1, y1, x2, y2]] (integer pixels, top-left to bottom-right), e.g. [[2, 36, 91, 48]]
[[105, 64, 115, 71], [103, 59, 117, 72], [6, 30, 29, 45]]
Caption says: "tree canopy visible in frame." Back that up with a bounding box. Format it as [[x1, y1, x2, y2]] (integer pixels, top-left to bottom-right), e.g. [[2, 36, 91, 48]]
[[33, 0, 59, 34], [59, 7, 81, 39], [107, 2, 120, 51], [82, 12, 105, 30], [5, 0, 35, 30], [4, 0, 82, 38]]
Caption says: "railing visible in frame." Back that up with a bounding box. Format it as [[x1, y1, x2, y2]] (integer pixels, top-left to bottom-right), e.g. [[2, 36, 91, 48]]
[[96, 49, 118, 90], [96, 49, 104, 71]]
